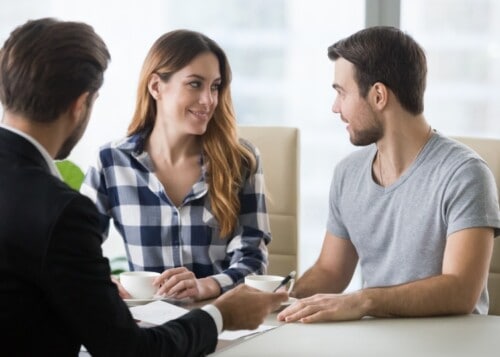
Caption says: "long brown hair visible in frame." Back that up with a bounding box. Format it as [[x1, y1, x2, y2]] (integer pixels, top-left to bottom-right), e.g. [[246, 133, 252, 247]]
[[128, 29, 255, 237]]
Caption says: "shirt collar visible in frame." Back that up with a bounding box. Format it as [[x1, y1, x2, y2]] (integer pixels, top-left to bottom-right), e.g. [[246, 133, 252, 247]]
[[121, 132, 209, 202], [0, 123, 62, 179]]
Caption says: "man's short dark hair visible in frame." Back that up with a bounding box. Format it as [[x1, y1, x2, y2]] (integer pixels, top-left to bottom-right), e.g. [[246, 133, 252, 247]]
[[0, 18, 110, 122], [328, 26, 427, 115]]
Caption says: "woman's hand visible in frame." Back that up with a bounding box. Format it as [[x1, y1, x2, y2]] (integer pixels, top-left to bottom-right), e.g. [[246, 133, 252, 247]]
[[153, 267, 221, 300]]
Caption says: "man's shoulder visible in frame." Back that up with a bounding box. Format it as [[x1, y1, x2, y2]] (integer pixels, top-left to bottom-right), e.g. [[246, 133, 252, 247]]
[[0, 168, 98, 242], [31, 170, 97, 211], [428, 133, 484, 171]]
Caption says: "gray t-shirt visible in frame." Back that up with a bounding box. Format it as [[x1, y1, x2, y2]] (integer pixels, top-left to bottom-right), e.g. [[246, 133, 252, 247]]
[[327, 131, 500, 314]]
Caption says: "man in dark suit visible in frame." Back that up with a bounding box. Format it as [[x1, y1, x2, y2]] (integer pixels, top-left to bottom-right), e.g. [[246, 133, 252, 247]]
[[0, 18, 287, 356]]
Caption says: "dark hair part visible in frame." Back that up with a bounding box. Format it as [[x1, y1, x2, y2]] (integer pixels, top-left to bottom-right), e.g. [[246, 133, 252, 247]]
[[0, 18, 110, 122], [328, 26, 427, 115]]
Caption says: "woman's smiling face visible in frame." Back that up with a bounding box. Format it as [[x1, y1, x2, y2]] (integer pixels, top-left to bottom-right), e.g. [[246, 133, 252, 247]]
[[151, 51, 221, 135]]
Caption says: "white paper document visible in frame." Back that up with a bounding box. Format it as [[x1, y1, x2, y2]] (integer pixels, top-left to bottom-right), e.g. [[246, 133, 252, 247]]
[[219, 324, 276, 340], [129, 300, 277, 340], [130, 300, 189, 325]]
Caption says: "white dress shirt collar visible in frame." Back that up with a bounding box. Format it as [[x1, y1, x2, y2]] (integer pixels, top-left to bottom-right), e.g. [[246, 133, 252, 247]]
[[0, 123, 62, 179]]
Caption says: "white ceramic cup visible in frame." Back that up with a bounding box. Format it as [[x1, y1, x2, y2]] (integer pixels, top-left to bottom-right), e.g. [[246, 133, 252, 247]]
[[244, 275, 295, 293], [119, 271, 161, 299]]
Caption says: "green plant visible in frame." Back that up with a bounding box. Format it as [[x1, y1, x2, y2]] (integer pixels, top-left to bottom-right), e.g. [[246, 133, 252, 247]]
[[110, 256, 129, 276], [55, 159, 85, 190]]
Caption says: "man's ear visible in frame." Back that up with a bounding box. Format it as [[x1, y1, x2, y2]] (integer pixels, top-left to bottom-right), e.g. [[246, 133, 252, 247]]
[[70, 92, 90, 122], [148, 73, 161, 100], [369, 82, 388, 110]]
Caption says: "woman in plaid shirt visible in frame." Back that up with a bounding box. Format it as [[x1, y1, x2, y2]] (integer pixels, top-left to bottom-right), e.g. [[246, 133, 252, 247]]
[[81, 30, 270, 301]]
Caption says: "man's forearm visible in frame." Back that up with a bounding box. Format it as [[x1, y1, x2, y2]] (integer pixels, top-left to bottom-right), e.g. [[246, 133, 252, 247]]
[[361, 274, 480, 318], [292, 265, 350, 298]]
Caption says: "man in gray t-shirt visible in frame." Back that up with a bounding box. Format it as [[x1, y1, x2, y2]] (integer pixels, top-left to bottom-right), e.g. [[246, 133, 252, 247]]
[[278, 27, 500, 323]]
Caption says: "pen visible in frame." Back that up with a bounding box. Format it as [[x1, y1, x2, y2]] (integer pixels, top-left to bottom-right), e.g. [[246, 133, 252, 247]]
[[273, 271, 296, 292]]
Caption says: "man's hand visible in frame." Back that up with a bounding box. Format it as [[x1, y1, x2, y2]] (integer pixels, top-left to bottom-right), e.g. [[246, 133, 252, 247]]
[[213, 284, 288, 330], [277, 292, 369, 323]]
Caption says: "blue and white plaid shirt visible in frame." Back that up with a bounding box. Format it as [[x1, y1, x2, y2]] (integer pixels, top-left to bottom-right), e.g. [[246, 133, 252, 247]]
[[81, 134, 270, 292]]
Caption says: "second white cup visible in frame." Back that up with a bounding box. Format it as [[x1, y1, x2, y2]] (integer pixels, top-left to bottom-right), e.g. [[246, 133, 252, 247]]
[[119, 271, 160, 299], [244, 275, 295, 293]]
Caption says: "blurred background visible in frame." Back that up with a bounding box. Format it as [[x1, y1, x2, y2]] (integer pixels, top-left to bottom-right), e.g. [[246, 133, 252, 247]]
[[2, 0, 500, 290]]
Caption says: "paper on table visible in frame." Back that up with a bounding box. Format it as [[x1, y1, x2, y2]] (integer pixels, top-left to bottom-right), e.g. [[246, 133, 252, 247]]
[[219, 325, 277, 340], [129, 300, 189, 325], [129, 300, 277, 340]]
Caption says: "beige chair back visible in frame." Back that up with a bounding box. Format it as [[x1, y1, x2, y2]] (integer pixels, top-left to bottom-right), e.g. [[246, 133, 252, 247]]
[[239, 126, 300, 277], [452, 136, 500, 315]]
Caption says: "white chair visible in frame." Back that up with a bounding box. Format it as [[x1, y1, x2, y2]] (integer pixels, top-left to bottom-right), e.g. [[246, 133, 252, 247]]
[[239, 126, 300, 277], [451, 136, 500, 315]]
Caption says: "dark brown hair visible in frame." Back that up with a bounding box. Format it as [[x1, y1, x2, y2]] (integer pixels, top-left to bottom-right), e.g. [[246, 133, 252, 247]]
[[0, 18, 110, 122], [328, 26, 427, 115]]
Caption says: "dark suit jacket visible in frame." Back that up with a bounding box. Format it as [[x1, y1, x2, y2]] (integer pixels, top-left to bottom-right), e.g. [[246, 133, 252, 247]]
[[0, 127, 217, 356]]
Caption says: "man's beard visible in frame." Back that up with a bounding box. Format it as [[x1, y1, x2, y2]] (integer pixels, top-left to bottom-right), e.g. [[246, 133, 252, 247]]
[[55, 105, 90, 160], [349, 123, 383, 146]]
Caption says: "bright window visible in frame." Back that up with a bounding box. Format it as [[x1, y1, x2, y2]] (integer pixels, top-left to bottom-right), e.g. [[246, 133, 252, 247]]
[[401, 0, 500, 137]]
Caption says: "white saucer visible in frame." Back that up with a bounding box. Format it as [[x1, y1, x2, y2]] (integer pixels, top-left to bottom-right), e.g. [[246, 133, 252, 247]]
[[281, 297, 298, 306]]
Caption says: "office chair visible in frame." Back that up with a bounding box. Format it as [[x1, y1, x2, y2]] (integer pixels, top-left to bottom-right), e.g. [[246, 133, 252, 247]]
[[451, 136, 500, 315], [238, 126, 300, 277]]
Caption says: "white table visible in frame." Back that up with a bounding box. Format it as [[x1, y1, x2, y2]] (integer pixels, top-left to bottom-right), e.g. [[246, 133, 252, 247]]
[[211, 314, 500, 356]]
